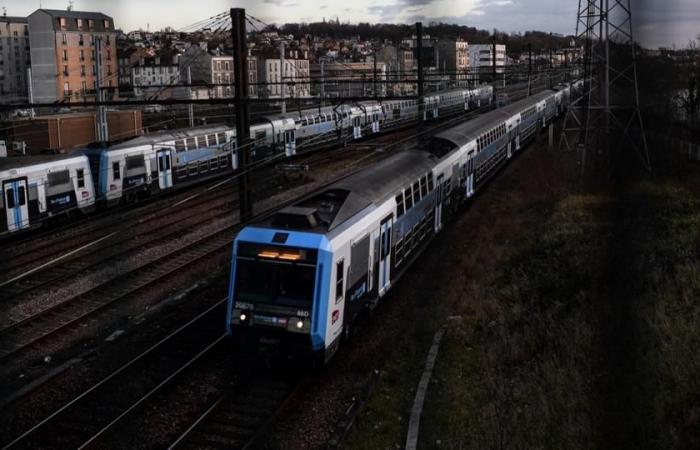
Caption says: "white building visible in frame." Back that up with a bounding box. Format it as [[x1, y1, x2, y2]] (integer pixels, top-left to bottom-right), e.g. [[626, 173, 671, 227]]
[[132, 56, 179, 96], [469, 44, 506, 74], [259, 49, 310, 98]]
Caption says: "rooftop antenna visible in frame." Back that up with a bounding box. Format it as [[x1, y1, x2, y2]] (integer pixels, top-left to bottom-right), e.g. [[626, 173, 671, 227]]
[[2, 7, 6, 17], [67, 0, 73, 11]]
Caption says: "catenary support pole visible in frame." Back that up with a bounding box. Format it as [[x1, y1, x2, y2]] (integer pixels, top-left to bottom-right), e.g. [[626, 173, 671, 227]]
[[231, 8, 252, 223], [416, 22, 424, 122]]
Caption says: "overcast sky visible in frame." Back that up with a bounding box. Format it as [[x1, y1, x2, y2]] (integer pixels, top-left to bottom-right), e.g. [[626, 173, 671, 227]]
[[6, 0, 698, 48]]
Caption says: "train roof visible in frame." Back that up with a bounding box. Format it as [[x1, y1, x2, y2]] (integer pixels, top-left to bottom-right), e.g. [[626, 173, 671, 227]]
[[0, 153, 86, 172], [108, 124, 231, 150], [265, 104, 354, 122], [263, 150, 435, 234], [434, 90, 555, 148]]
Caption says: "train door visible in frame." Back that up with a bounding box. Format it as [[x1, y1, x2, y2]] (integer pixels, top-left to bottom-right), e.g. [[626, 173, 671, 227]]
[[352, 116, 362, 139], [156, 149, 173, 190], [372, 112, 380, 133], [284, 129, 296, 157], [3, 178, 29, 232], [434, 174, 444, 232], [467, 154, 475, 197], [378, 214, 393, 296]]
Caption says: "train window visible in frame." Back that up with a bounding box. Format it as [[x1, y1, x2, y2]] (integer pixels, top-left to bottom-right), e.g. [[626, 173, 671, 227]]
[[255, 130, 266, 143], [17, 186, 25, 206], [112, 162, 120, 180], [5, 188, 15, 208], [404, 187, 413, 210], [420, 176, 427, 197], [217, 132, 227, 144], [396, 194, 405, 218], [335, 259, 344, 302], [48, 170, 70, 186], [413, 181, 421, 203], [186, 137, 196, 150], [126, 156, 144, 170], [77, 169, 85, 188], [427, 173, 434, 191], [208, 134, 217, 146], [175, 140, 186, 152]]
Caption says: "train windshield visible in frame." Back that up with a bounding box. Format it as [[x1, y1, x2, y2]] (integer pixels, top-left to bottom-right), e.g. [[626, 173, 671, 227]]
[[235, 259, 316, 308]]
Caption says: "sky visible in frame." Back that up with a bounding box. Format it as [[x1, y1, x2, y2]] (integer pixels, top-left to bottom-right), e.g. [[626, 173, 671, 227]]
[[5, 0, 698, 49]]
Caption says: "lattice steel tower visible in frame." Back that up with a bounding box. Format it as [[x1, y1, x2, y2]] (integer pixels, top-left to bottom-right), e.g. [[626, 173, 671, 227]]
[[560, 0, 650, 173]]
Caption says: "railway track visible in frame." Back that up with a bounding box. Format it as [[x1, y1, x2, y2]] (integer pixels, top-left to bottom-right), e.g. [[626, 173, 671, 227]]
[[169, 376, 302, 450], [0, 225, 235, 362], [0, 299, 228, 450]]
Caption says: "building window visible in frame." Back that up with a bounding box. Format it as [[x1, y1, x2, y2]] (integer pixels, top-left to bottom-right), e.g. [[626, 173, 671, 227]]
[[103, 20, 110, 30], [62, 33, 67, 45], [106, 35, 110, 45], [81, 80, 87, 91], [76, 18, 83, 29], [80, 49, 85, 61], [62, 65, 68, 76], [77, 169, 85, 188], [88, 19, 94, 30], [62, 49, 68, 61], [80, 65, 85, 76], [107, 50, 111, 61], [79, 34, 84, 46], [59, 17, 67, 29]]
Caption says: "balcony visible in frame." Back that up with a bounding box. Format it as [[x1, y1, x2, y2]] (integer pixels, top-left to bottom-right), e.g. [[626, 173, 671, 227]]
[[63, 89, 72, 97]]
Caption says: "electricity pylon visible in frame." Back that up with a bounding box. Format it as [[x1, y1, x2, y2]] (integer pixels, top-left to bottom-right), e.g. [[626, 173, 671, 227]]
[[560, 0, 651, 173]]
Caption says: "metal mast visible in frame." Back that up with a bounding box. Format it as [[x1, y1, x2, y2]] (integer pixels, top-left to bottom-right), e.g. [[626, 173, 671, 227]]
[[560, 0, 650, 173]]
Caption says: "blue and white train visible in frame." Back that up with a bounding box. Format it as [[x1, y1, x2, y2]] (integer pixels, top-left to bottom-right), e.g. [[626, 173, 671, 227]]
[[1, 154, 96, 233], [225, 86, 573, 363]]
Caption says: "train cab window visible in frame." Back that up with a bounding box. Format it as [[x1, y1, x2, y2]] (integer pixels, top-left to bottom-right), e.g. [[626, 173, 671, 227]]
[[427, 173, 434, 191], [48, 170, 70, 186], [77, 169, 85, 188], [396, 193, 405, 218], [112, 162, 121, 180], [412, 181, 421, 203], [404, 187, 413, 210], [420, 176, 427, 197], [335, 259, 344, 302]]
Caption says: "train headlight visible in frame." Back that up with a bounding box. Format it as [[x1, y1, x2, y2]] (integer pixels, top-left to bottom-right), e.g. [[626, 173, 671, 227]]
[[288, 317, 309, 333], [240, 313, 247, 322]]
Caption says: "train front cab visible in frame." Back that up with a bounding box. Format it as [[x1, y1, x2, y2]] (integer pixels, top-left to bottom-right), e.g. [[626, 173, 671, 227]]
[[227, 227, 333, 362]]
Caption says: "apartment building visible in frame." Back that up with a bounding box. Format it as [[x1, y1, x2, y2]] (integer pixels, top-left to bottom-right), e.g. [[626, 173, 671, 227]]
[[0, 15, 30, 102], [469, 44, 507, 74], [28, 9, 118, 102], [180, 46, 258, 98]]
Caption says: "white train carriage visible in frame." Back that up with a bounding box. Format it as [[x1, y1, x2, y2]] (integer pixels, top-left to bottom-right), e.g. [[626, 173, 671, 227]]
[[0, 154, 95, 233], [82, 125, 236, 205], [227, 89, 565, 362]]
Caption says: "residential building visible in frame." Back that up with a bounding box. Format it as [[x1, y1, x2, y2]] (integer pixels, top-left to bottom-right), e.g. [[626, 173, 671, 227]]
[[435, 39, 469, 79], [469, 44, 507, 74], [132, 55, 180, 97], [310, 61, 386, 97], [258, 49, 310, 99], [0, 15, 30, 102], [28, 9, 118, 103], [179, 46, 258, 98]]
